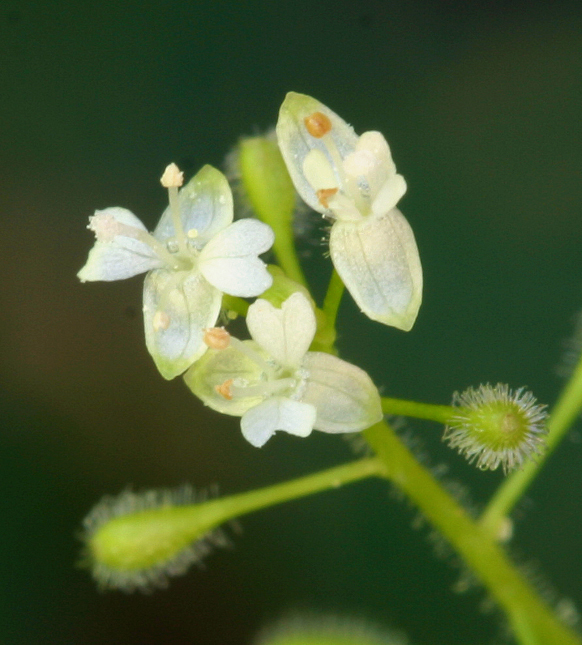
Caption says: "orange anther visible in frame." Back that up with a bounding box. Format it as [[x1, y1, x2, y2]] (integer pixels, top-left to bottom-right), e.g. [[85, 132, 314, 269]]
[[316, 188, 338, 208], [304, 112, 332, 138], [203, 327, 231, 350], [215, 379, 234, 400]]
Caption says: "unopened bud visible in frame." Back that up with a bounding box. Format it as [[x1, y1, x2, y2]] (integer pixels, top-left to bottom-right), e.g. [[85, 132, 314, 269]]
[[443, 383, 548, 474]]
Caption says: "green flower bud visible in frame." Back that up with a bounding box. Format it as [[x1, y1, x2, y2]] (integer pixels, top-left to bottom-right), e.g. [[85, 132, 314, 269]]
[[232, 133, 307, 286], [80, 487, 229, 592], [253, 614, 406, 645], [443, 383, 548, 474]]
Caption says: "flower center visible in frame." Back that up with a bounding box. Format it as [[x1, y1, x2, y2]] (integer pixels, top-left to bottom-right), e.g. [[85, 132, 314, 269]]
[[205, 331, 309, 404]]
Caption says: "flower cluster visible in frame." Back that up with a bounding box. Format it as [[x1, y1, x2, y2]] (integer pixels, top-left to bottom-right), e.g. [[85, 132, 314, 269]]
[[79, 92, 420, 446]]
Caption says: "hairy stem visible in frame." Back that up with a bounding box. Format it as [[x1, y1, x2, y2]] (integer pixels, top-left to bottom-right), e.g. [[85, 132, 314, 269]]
[[480, 352, 582, 539], [364, 420, 581, 645]]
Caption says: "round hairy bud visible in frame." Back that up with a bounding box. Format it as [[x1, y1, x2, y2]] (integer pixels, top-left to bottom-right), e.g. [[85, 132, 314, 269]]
[[443, 383, 548, 474]]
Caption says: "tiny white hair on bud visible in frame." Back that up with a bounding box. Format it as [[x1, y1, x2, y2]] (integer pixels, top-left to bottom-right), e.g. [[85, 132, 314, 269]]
[[443, 383, 549, 474], [160, 163, 184, 188], [80, 485, 230, 593]]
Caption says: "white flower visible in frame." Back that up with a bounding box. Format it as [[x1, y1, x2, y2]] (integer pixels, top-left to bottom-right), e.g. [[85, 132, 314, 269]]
[[78, 164, 275, 379], [276, 92, 422, 331], [184, 292, 383, 447]]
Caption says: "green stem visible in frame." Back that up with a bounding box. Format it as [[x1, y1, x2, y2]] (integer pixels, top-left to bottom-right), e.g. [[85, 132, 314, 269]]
[[480, 353, 582, 539], [221, 295, 249, 318], [89, 457, 385, 580], [272, 234, 308, 288], [322, 268, 345, 332], [381, 397, 455, 424], [216, 456, 386, 521], [364, 420, 581, 645]]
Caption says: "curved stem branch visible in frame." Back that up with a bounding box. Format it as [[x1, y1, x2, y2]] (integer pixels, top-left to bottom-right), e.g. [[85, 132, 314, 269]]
[[364, 420, 581, 645]]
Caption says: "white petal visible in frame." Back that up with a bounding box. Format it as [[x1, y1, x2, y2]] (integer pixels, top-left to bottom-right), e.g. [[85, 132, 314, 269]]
[[240, 397, 316, 447], [198, 219, 274, 297], [77, 241, 163, 282], [371, 174, 407, 217], [329, 208, 422, 331], [344, 131, 397, 197], [78, 208, 163, 281], [246, 292, 316, 368], [184, 340, 267, 417], [276, 92, 359, 214], [143, 269, 222, 379], [154, 165, 233, 246], [301, 352, 382, 433]]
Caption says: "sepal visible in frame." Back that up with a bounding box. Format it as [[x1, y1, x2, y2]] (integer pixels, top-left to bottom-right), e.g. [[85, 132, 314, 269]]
[[143, 270, 221, 379], [302, 352, 383, 433], [183, 340, 267, 417], [329, 209, 422, 331]]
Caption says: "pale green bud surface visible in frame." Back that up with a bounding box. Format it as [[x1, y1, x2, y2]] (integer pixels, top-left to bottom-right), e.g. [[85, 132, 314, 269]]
[[82, 487, 230, 592], [238, 136, 296, 233]]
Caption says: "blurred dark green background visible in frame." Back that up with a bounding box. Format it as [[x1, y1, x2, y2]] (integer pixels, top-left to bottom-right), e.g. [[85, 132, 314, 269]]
[[1, 1, 582, 643]]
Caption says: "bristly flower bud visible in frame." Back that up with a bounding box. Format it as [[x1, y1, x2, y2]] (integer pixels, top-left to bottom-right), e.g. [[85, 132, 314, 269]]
[[443, 383, 548, 474], [80, 486, 230, 592]]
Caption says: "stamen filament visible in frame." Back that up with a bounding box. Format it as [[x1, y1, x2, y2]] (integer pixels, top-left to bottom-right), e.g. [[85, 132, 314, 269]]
[[133, 228, 185, 270], [230, 377, 297, 399], [168, 186, 189, 256], [229, 337, 277, 378]]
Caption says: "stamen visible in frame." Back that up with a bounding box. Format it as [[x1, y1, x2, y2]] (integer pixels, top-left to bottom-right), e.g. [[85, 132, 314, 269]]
[[304, 112, 332, 138], [316, 188, 339, 208], [160, 163, 184, 188], [161, 162, 189, 256], [229, 337, 277, 378], [187, 228, 199, 239], [153, 310, 171, 332], [230, 377, 297, 399], [215, 379, 233, 400], [203, 327, 231, 350]]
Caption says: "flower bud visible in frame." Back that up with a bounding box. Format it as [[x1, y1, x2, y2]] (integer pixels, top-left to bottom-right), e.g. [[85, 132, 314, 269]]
[[443, 383, 548, 474], [80, 487, 229, 592]]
